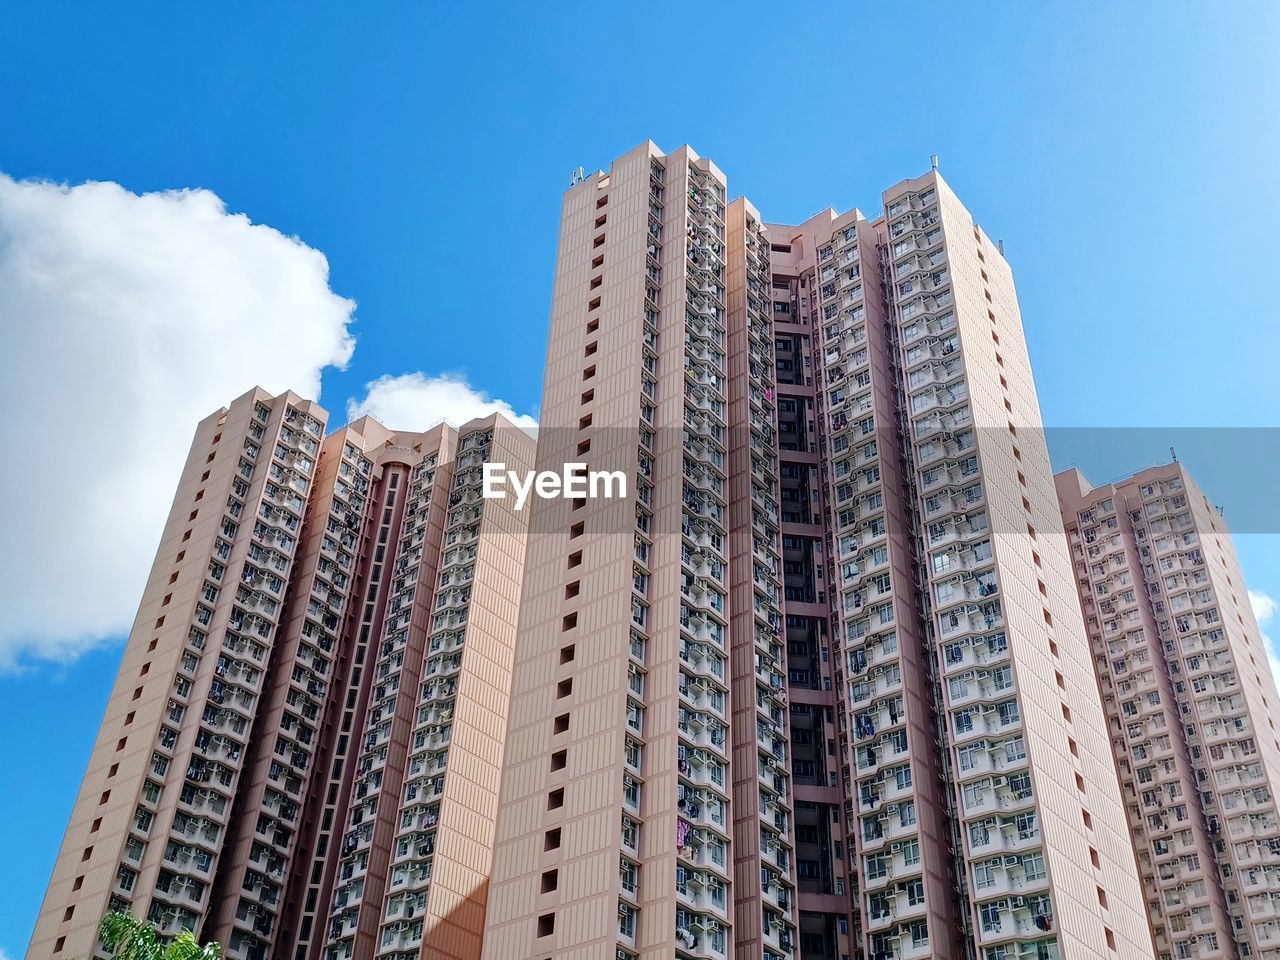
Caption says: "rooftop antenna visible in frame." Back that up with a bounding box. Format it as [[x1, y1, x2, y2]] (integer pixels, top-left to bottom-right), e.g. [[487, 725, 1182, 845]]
[[997, 239, 1005, 255], [1170, 446, 1178, 462], [569, 166, 586, 187], [930, 154, 939, 171]]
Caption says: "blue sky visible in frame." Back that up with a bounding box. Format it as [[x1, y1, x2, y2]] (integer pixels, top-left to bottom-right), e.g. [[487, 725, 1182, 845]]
[[2, 0, 1278, 954]]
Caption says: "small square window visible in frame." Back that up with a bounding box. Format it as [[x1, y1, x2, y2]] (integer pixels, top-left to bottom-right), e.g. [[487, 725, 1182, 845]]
[[550, 750, 567, 771], [541, 869, 559, 892], [553, 714, 570, 735], [537, 914, 555, 937]]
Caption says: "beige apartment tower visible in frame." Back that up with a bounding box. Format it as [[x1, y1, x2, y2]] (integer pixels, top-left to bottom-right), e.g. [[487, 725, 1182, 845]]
[[481, 141, 1154, 960], [34, 139, 1228, 960], [1058, 463, 1280, 960], [30, 387, 534, 960]]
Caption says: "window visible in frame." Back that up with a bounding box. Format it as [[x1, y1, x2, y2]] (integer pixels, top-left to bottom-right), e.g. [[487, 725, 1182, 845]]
[[980, 901, 1001, 932], [902, 839, 920, 865], [618, 901, 635, 938], [973, 860, 995, 889], [619, 858, 638, 894]]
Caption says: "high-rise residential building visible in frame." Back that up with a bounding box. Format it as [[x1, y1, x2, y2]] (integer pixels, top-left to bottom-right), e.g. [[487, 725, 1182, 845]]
[[35, 138, 1226, 960], [1057, 463, 1280, 960], [480, 141, 1155, 960], [30, 387, 534, 960], [481, 144, 784, 960]]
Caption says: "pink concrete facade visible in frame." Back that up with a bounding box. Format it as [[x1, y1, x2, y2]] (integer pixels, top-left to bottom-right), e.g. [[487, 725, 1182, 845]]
[[1058, 463, 1280, 960], [481, 142, 782, 960], [33, 139, 1231, 960], [480, 143, 1155, 960], [30, 390, 533, 960]]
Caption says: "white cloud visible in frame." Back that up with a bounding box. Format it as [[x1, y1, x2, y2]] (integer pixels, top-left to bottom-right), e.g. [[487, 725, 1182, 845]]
[[346, 372, 537, 434], [1250, 589, 1277, 625], [0, 946, 11, 960], [1249, 589, 1280, 696], [0, 174, 356, 670]]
